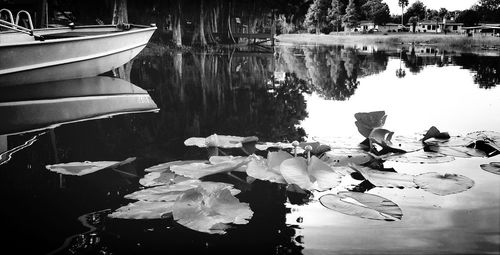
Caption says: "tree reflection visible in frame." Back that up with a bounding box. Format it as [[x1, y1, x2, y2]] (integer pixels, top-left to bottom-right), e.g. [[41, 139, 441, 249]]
[[453, 54, 500, 89], [396, 50, 406, 78], [276, 45, 389, 101]]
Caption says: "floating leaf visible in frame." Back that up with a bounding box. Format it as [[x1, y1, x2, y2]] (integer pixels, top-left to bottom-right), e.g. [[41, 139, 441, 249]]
[[170, 156, 249, 179], [172, 187, 253, 234], [319, 191, 402, 221], [384, 150, 455, 164], [108, 201, 174, 219], [125, 180, 239, 202], [354, 111, 387, 138], [413, 172, 474, 196], [427, 145, 486, 158], [350, 164, 417, 188], [46, 157, 135, 176], [308, 156, 342, 190], [246, 154, 288, 184], [279, 156, 341, 191], [280, 157, 312, 190], [255, 142, 294, 151], [299, 142, 331, 155], [144, 160, 207, 173], [125, 179, 203, 202], [209, 156, 248, 172], [480, 162, 500, 175], [184, 134, 258, 148], [321, 150, 372, 166], [139, 171, 191, 187]]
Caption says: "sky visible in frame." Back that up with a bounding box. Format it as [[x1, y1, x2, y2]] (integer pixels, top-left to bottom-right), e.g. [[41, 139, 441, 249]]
[[384, 0, 479, 15]]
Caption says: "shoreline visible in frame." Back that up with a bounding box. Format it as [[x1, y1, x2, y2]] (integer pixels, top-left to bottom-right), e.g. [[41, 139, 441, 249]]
[[276, 33, 500, 52]]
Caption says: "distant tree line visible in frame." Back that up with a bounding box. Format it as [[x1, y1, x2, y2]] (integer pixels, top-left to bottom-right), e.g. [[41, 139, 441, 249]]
[[303, 0, 391, 33]]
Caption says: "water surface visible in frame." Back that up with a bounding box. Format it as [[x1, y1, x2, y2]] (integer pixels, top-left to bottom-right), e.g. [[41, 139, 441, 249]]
[[1, 43, 499, 254]]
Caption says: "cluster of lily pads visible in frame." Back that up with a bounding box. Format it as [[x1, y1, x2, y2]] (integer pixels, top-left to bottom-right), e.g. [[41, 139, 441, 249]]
[[46, 111, 500, 233]]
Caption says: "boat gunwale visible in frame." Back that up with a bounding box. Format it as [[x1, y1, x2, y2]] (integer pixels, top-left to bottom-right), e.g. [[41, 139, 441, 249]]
[[0, 24, 156, 47]]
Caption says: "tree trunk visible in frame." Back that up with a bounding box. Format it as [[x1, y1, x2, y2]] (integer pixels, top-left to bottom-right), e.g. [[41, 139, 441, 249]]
[[199, 0, 207, 46], [172, 0, 182, 47], [112, 0, 128, 25]]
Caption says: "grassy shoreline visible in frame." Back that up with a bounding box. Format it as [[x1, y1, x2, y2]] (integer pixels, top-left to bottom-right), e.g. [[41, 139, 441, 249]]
[[276, 33, 500, 51]]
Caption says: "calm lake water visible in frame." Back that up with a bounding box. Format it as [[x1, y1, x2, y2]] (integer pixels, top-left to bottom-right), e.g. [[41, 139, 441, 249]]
[[1, 42, 499, 255]]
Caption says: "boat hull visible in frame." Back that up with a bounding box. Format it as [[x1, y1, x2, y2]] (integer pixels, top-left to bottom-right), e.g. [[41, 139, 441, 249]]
[[0, 25, 156, 86]]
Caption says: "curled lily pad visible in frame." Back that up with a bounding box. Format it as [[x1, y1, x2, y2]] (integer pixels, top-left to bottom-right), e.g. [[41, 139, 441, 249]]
[[350, 164, 417, 189], [466, 131, 500, 156], [479, 162, 500, 175], [108, 201, 174, 219], [45, 157, 135, 176], [279, 156, 342, 191], [184, 134, 258, 148], [369, 128, 406, 154], [422, 126, 450, 142], [170, 156, 250, 179], [413, 172, 474, 196], [172, 187, 253, 234], [354, 111, 387, 138], [319, 191, 402, 221]]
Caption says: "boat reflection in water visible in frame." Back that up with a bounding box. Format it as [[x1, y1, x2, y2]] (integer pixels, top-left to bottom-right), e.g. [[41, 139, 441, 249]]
[[0, 76, 159, 165]]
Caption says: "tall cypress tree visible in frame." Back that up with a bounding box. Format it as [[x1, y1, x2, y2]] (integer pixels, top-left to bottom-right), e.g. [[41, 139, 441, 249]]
[[342, 0, 360, 30]]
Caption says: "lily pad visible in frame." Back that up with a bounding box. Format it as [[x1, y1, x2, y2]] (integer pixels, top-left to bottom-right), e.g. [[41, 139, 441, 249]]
[[320, 150, 373, 167], [125, 180, 239, 202], [255, 142, 295, 151], [172, 187, 253, 234], [246, 154, 288, 184], [46, 157, 135, 176], [280, 157, 312, 189], [479, 162, 500, 175], [144, 160, 207, 173], [139, 171, 191, 187], [184, 134, 258, 148], [384, 150, 455, 164], [466, 131, 500, 155], [108, 201, 174, 219], [413, 172, 474, 196], [170, 156, 249, 179], [350, 164, 417, 188], [319, 191, 402, 221], [426, 145, 486, 158], [279, 156, 341, 191]]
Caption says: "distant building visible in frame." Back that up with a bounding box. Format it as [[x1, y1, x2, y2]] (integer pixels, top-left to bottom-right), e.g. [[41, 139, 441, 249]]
[[463, 23, 500, 37], [352, 22, 403, 33], [378, 23, 401, 33], [412, 19, 463, 34]]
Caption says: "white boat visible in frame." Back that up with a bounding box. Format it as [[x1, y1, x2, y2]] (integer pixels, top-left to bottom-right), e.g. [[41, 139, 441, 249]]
[[0, 76, 159, 136], [0, 9, 156, 86]]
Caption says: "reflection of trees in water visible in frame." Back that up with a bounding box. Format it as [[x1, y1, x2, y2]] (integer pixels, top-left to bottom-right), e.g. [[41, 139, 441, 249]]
[[400, 48, 499, 89], [276, 45, 389, 101], [127, 48, 310, 159], [453, 54, 500, 89]]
